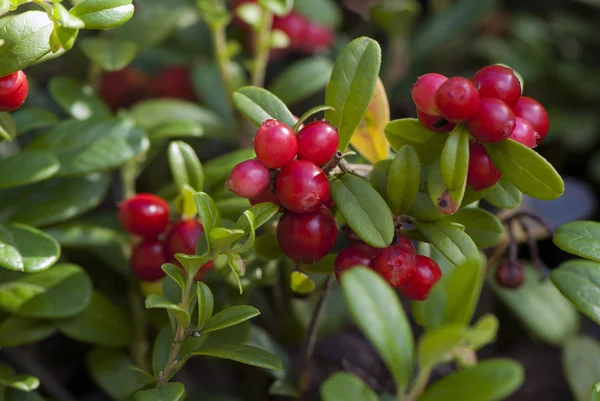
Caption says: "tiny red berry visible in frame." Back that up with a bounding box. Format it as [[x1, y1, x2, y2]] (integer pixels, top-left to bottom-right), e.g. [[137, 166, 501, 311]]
[[416, 109, 456, 133], [131, 240, 167, 281], [512, 97, 549, 143], [398, 255, 442, 301], [150, 66, 196, 102], [119, 193, 170, 238], [273, 12, 309, 51], [297, 121, 339, 166], [302, 22, 334, 52], [250, 189, 282, 208], [495, 259, 525, 289], [434, 77, 480, 122], [99, 68, 148, 111], [254, 119, 298, 168], [471, 65, 521, 106], [467, 143, 502, 191], [509, 116, 538, 148], [276, 207, 337, 263], [466, 98, 515, 143], [334, 243, 379, 282], [370, 243, 418, 288], [275, 160, 329, 213], [411, 73, 448, 115], [226, 159, 271, 198], [165, 219, 214, 273], [0, 71, 28, 112]]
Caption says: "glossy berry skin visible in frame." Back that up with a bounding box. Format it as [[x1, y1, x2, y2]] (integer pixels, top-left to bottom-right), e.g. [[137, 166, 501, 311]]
[[435, 77, 480, 122], [467, 143, 502, 191], [411, 73, 448, 115], [509, 116, 538, 148], [370, 243, 418, 288], [0, 71, 28, 112], [276, 207, 337, 263], [466, 98, 515, 143], [254, 119, 298, 168], [165, 220, 214, 274], [416, 109, 456, 133], [297, 121, 339, 166], [471, 65, 521, 106], [250, 189, 282, 208], [226, 159, 271, 198], [495, 259, 524, 289], [275, 160, 329, 213], [398, 255, 442, 300], [334, 243, 379, 283], [119, 194, 170, 238], [99, 68, 148, 111], [397, 236, 416, 254], [131, 240, 167, 282], [150, 66, 196, 102], [512, 97, 549, 143]]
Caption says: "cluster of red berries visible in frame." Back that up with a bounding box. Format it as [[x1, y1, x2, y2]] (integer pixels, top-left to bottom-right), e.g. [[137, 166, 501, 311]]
[[0, 70, 29, 112], [226, 119, 339, 264], [335, 236, 442, 300], [411, 65, 550, 191], [118, 193, 212, 282]]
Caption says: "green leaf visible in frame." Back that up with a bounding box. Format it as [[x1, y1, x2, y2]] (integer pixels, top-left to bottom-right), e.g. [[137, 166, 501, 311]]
[[0, 112, 16, 141], [145, 294, 190, 326], [11, 108, 59, 135], [259, 0, 293, 15], [162, 263, 186, 291], [594, 383, 600, 401], [5, 389, 46, 401], [52, 3, 85, 29], [440, 126, 469, 190], [301, 254, 336, 274], [168, 141, 204, 192], [325, 37, 382, 151], [484, 176, 522, 209], [0, 364, 39, 392], [320, 372, 378, 401], [49, 24, 79, 53], [384, 119, 447, 165], [417, 359, 523, 401], [293, 0, 341, 28], [209, 228, 245, 253], [551, 259, 600, 325], [191, 344, 283, 371], [0, 223, 60, 273], [70, 0, 134, 30], [55, 291, 134, 346], [442, 255, 486, 326], [194, 192, 221, 236], [148, 121, 203, 141], [48, 77, 110, 120], [290, 271, 315, 293], [483, 140, 564, 200], [293, 105, 335, 132], [268, 58, 333, 105], [233, 86, 296, 128], [330, 173, 394, 248], [202, 305, 260, 333], [232, 210, 256, 253], [134, 383, 186, 401], [554, 221, 600, 262], [247, 202, 279, 229], [427, 159, 465, 215], [370, 0, 420, 37], [254, 232, 282, 261], [45, 222, 125, 248], [196, 282, 214, 329], [562, 336, 600, 401], [0, 150, 59, 189], [387, 145, 420, 215], [79, 37, 137, 71], [0, 315, 56, 347], [414, 220, 478, 266], [341, 267, 413, 392], [444, 208, 503, 248]]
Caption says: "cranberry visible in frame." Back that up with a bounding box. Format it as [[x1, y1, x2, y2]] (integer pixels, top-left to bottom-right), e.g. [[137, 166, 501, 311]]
[[466, 98, 515, 143], [131, 240, 167, 281], [150, 66, 196, 102], [411, 73, 448, 115], [471, 65, 521, 106], [509, 116, 538, 148], [226, 159, 271, 198], [273, 12, 309, 51], [276, 207, 337, 263], [250, 189, 282, 208], [165, 219, 214, 274], [0, 71, 28, 112], [297, 121, 339, 166], [334, 243, 379, 282], [99, 68, 148, 111], [119, 193, 170, 238], [275, 160, 329, 213], [397, 236, 416, 254], [370, 243, 418, 288], [512, 97, 549, 143], [302, 22, 334, 52], [254, 119, 298, 168], [495, 259, 524, 289], [467, 143, 502, 191], [434, 77, 480, 122], [416, 109, 456, 133], [398, 255, 442, 300]]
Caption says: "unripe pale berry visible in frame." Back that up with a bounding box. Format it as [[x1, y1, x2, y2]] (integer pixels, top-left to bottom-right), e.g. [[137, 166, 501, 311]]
[[370, 243, 418, 288], [466, 98, 515, 143], [334, 243, 379, 282], [512, 97, 549, 143], [416, 109, 456, 133], [0, 71, 28, 112], [297, 121, 339, 166], [471, 65, 521, 106], [411, 73, 448, 116], [131, 240, 167, 281], [466, 143, 502, 191], [254, 119, 298, 168], [275, 160, 329, 213], [398, 255, 442, 300], [509, 116, 538, 148], [119, 193, 170, 238], [226, 159, 271, 198], [435, 77, 480, 122]]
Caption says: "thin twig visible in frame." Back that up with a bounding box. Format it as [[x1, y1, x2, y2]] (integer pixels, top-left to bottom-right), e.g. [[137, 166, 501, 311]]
[[404, 368, 432, 401], [506, 219, 518, 263], [517, 218, 549, 281], [251, 9, 273, 87]]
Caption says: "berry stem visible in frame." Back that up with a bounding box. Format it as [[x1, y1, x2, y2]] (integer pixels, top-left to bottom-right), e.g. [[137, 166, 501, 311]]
[[404, 368, 432, 401], [251, 8, 273, 87]]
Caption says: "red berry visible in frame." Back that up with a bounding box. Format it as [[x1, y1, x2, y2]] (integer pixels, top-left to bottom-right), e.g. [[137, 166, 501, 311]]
[[435, 77, 480, 122], [467, 143, 502, 191], [370, 243, 418, 288], [297, 121, 339, 166], [416, 109, 456, 133], [509, 116, 538, 148], [471, 65, 521, 106], [398, 255, 442, 300], [254, 119, 298, 168], [334, 243, 379, 282], [226, 159, 271, 198], [0, 71, 28, 112], [411, 73, 448, 115], [512, 97, 549, 143], [99, 68, 149, 111], [250, 189, 282, 208], [165, 219, 214, 273], [276, 207, 337, 263], [119, 193, 170, 238], [302, 22, 334, 52], [397, 236, 416, 254], [273, 12, 309, 50], [275, 160, 329, 213], [466, 98, 515, 143], [150, 66, 196, 102], [495, 259, 524, 289], [131, 240, 167, 281]]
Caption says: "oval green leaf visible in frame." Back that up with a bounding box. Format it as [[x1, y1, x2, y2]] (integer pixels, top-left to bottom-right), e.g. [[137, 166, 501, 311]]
[[233, 86, 296, 128], [562, 336, 600, 401], [168, 141, 204, 192], [484, 176, 522, 209], [290, 271, 315, 294], [0, 112, 16, 141], [445, 208, 503, 248], [134, 382, 185, 401], [11, 108, 59, 135], [551, 259, 600, 325], [268, 57, 333, 106], [387, 145, 420, 215], [0, 315, 57, 347], [384, 118, 447, 165], [440, 125, 469, 190], [0, 150, 59, 190], [48, 77, 111, 120], [0, 363, 39, 392], [554, 221, 600, 262], [0, 223, 60, 273], [70, 0, 134, 30], [191, 344, 283, 371], [202, 305, 260, 333], [414, 220, 478, 266], [320, 372, 378, 401], [79, 37, 138, 71]]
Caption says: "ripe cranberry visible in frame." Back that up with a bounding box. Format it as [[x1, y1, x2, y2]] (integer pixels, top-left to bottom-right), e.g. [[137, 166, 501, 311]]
[[334, 243, 379, 283], [273, 12, 309, 51], [495, 259, 524, 289], [416, 109, 456, 133], [276, 207, 337, 263], [398, 255, 442, 300], [411, 73, 448, 115], [466, 98, 515, 143], [297, 121, 339, 166], [0, 71, 28, 112], [119, 193, 170, 238], [131, 240, 167, 281], [99, 68, 148, 111], [250, 189, 282, 208], [467, 143, 502, 191], [254, 119, 298, 168], [165, 219, 214, 273], [226, 159, 271, 198], [397, 236, 416, 254], [512, 97, 549, 143], [471, 65, 521, 106], [370, 243, 418, 288], [275, 160, 329, 213], [434, 77, 480, 122], [150, 66, 196, 102], [302, 22, 334, 52], [509, 116, 538, 148]]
